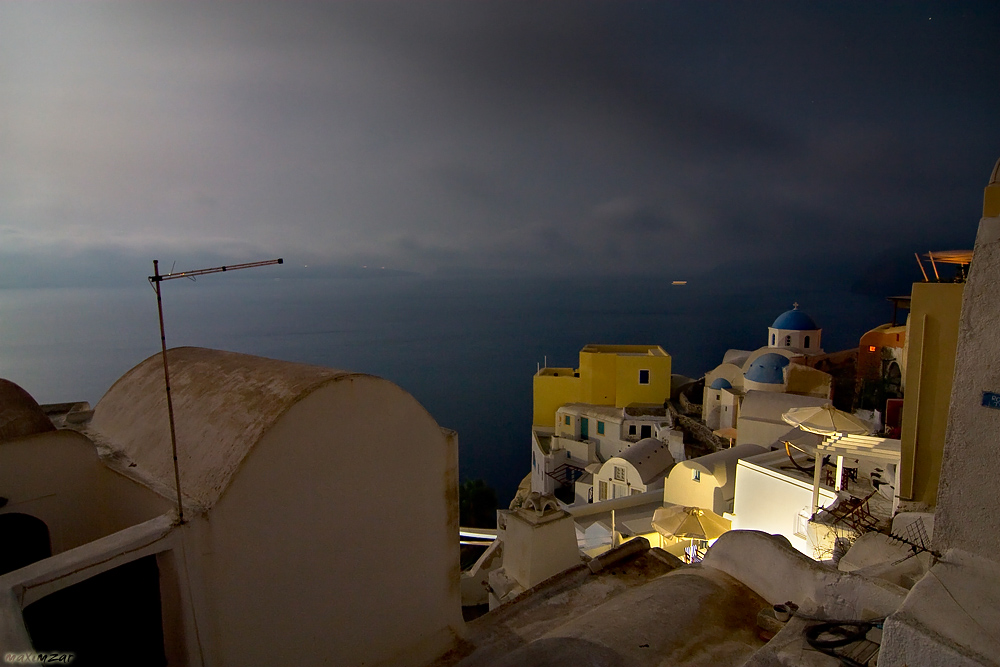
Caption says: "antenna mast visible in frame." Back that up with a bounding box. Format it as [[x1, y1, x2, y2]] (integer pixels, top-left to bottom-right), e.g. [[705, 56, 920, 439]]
[[149, 257, 283, 523]]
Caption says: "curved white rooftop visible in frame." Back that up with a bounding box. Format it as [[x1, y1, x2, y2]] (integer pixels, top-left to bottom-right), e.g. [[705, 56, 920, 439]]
[[88, 347, 362, 510], [620, 437, 675, 484]]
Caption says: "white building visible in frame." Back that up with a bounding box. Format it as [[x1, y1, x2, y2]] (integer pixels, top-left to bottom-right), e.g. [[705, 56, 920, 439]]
[[591, 436, 677, 502], [0, 348, 462, 667], [662, 444, 766, 516], [531, 403, 683, 504], [734, 390, 830, 450], [731, 448, 839, 556]]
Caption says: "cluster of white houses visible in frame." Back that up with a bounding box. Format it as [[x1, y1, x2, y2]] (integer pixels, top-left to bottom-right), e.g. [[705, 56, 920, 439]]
[[522, 308, 904, 564]]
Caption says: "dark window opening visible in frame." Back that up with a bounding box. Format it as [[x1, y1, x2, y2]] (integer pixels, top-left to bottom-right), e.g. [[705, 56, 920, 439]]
[[638, 369, 650, 385], [0, 513, 51, 576], [24, 555, 167, 667]]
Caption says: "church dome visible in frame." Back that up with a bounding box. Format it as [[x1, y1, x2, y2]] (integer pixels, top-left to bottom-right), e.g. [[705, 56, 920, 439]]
[[708, 377, 732, 390], [0, 379, 55, 443], [771, 305, 818, 331], [745, 353, 790, 385]]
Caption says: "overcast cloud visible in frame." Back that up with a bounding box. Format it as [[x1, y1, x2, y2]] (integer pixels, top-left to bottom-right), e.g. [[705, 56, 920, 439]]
[[2, 1, 998, 286]]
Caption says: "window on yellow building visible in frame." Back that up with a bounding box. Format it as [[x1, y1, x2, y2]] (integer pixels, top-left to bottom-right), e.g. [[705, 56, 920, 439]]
[[638, 369, 650, 385]]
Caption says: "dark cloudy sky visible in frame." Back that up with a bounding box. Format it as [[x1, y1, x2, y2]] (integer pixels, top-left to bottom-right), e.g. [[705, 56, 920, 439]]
[[2, 1, 999, 287]]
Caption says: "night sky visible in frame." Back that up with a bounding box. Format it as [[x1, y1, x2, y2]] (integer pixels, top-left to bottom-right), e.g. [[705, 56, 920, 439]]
[[2, 2, 998, 288]]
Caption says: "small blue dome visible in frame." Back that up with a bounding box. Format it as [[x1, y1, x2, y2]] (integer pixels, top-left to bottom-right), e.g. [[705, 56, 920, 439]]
[[708, 377, 732, 390], [745, 353, 790, 385], [771, 305, 818, 331]]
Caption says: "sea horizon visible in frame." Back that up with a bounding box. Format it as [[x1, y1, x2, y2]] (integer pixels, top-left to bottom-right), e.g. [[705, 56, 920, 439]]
[[0, 271, 901, 504]]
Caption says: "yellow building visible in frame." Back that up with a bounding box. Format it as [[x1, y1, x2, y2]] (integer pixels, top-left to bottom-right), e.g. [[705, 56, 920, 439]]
[[895, 173, 998, 508], [532, 345, 672, 427], [897, 281, 964, 508]]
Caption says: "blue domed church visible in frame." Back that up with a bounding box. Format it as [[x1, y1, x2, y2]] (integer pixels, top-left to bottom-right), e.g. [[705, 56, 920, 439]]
[[767, 303, 822, 354], [702, 304, 833, 433]]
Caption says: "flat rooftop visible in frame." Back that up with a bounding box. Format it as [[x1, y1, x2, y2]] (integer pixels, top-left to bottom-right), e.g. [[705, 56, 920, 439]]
[[581, 344, 668, 356]]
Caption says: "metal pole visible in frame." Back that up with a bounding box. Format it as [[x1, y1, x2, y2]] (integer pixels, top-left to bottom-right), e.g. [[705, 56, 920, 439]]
[[927, 251, 941, 282], [914, 253, 929, 282], [147, 257, 281, 524], [153, 260, 186, 524], [811, 449, 824, 518]]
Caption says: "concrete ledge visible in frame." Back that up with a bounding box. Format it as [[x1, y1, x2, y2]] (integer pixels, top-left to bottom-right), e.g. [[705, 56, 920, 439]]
[[701, 530, 906, 619], [880, 548, 1000, 667], [0, 513, 176, 653]]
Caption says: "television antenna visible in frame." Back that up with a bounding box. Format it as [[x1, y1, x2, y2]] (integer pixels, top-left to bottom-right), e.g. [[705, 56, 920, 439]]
[[149, 258, 283, 522]]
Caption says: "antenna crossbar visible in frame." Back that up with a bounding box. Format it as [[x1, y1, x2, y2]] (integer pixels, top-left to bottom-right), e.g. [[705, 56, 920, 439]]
[[149, 258, 283, 283], [150, 256, 283, 524]]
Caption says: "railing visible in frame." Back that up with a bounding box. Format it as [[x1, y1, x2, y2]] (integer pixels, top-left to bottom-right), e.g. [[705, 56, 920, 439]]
[[459, 527, 497, 547], [546, 463, 586, 486]]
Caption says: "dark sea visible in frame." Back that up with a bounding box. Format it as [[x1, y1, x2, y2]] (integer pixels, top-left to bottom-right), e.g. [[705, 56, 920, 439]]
[[0, 272, 896, 504]]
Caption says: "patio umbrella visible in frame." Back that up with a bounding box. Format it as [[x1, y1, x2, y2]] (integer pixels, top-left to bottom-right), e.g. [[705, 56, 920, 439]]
[[651, 504, 731, 541], [781, 403, 872, 437]]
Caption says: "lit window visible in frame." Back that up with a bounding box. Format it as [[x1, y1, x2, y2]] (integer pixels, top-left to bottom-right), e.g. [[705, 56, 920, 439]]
[[614, 466, 626, 482], [639, 369, 650, 385], [692, 469, 701, 482], [869, 346, 877, 352], [794, 513, 809, 538], [565, 415, 571, 426], [597, 421, 605, 435]]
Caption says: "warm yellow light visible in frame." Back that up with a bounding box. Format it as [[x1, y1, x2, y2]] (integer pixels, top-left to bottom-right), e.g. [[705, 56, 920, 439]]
[[869, 346, 877, 352]]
